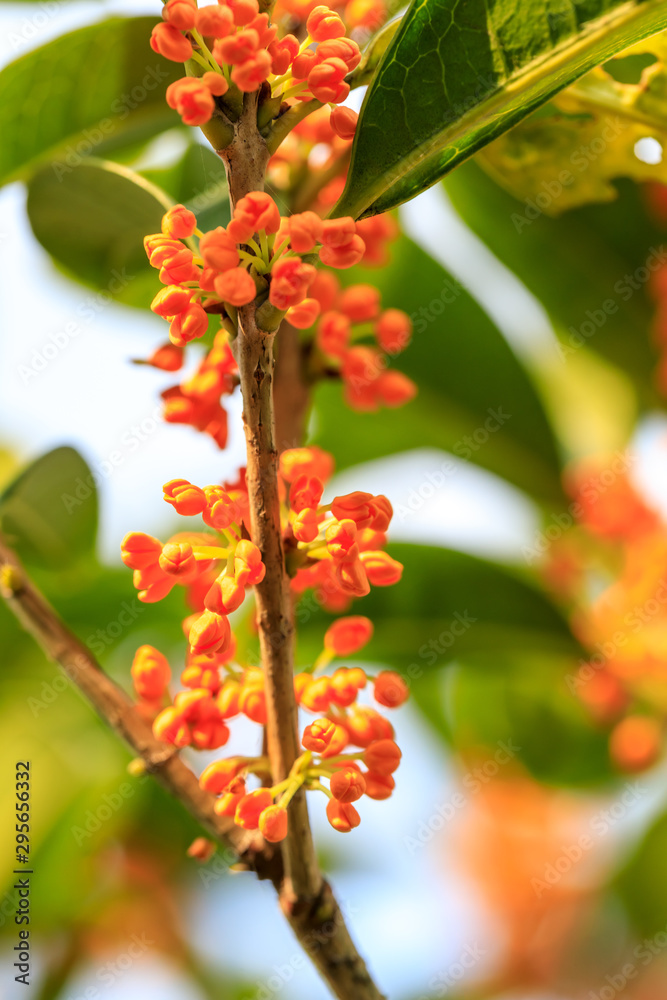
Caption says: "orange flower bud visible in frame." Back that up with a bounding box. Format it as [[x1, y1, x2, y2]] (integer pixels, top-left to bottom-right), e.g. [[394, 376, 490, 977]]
[[325, 519, 357, 559], [231, 49, 273, 91], [217, 679, 241, 718], [375, 308, 412, 353], [345, 706, 392, 747], [151, 284, 192, 318], [321, 217, 357, 249], [375, 370, 417, 408], [309, 271, 340, 312], [363, 771, 395, 800], [290, 474, 324, 513], [259, 804, 288, 842], [205, 575, 245, 615], [235, 788, 273, 829], [286, 297, 321, 329], [330, 767, 366, 803], [330, 667, 359, 707], [360, 550, 403, 587], [163, 0, 197, 30], [199, 227, 239, 272], [300, 676, 333, 713], [162, 204, 197, 239], [215, 27, 260, 65], [150, 21, 193, 61], [159, 541, 197, 577], [166, 77, 216, 126], [202, 485, 237, 531], [291, 48, 318, 79], [326, 798, 360, 833], [214, 777, 247, 816], [317, 311, 351, 357], [189, 610, 231, 654], [279, 446, 334, 484], [268, 33, 299, 75], [307, 4, 345, 40], [330, 105, 358, 141], [163, 478, 207, 515], [187, 836, 216, 862], [320, 235, 365, 269], [231, 191, 281, 239], [131, 645, 171, 701], [234, 539, 265, 585], [363, 739, 401, 774], [153, 706, 190, 747], [199, 757, 243, 793], [324, 616, 373, 656], [285, 211, 323, 253], [269, 258, 316, 311], [335, 552, 370, 597], [196, 3, 234, 36], [610, 716, 662, 772], [169, 303, 209, 345], [373, 670, 409, 708], [227, 0, 259, 24], [239, 683, 267, 724], [181, 656, 221, 693], [121, 531, 162, 570], [145, 342, 185, 371], [293, 507, 320, 542], [339, 284, 380, 323], [302, 717, 337, 752], [317, 38, 361, 71], [320, 723, 349, 757], [214, 267, 256, 306]]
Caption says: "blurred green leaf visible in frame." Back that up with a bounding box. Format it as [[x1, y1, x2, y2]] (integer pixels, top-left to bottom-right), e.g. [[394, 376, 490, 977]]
[[27, 158, 173, 307], [313, 235, 565, 504], [616, 809, 667, 937], [142, 141, 230, 234], [0, 17, 180, 187], [0, 447, 97, 568], [445, 161, 662, 403], [334, 0, 667, 218]]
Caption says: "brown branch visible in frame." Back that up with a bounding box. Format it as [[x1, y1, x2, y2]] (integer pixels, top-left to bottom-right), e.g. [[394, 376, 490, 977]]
[[219, 92, 386, 999]]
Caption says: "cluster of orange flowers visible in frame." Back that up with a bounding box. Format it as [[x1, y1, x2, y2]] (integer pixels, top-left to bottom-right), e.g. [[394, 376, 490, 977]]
[[123, 446, 407, 838], [152, 0, 363, 117], [545, 456, 667, 772], [141, 200, 413, 441]]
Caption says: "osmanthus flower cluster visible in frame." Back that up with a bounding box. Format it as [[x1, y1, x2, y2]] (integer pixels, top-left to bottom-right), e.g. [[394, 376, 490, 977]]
[[142, 198, 415, 439], [542, 455, 667, 774], [122, 446, 408, 837]]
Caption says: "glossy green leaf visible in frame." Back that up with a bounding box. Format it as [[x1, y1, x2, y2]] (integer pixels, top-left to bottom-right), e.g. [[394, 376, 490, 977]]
[[0, 17, 180, 187], [0, 447, 97, 567], [27, 158, 172, 308], [445, 161, 662, 403], [312, 235, 565, 504], [335, 0, 667, 219]]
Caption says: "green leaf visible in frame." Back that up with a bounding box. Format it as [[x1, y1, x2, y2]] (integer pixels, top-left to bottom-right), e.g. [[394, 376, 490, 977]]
[[334, 0, 667, 219], [0, 17, 180, 187], [346, 16, 402, 89], [445, 161, 662, 403], [616, 810, 667, 936], [312, 235, 565, 504], [27, 158, 173, 307], [0, 447, 98, 568]]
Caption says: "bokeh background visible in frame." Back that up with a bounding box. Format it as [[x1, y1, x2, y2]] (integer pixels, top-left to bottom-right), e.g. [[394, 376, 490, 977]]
[[3, 3, 667, 998]]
